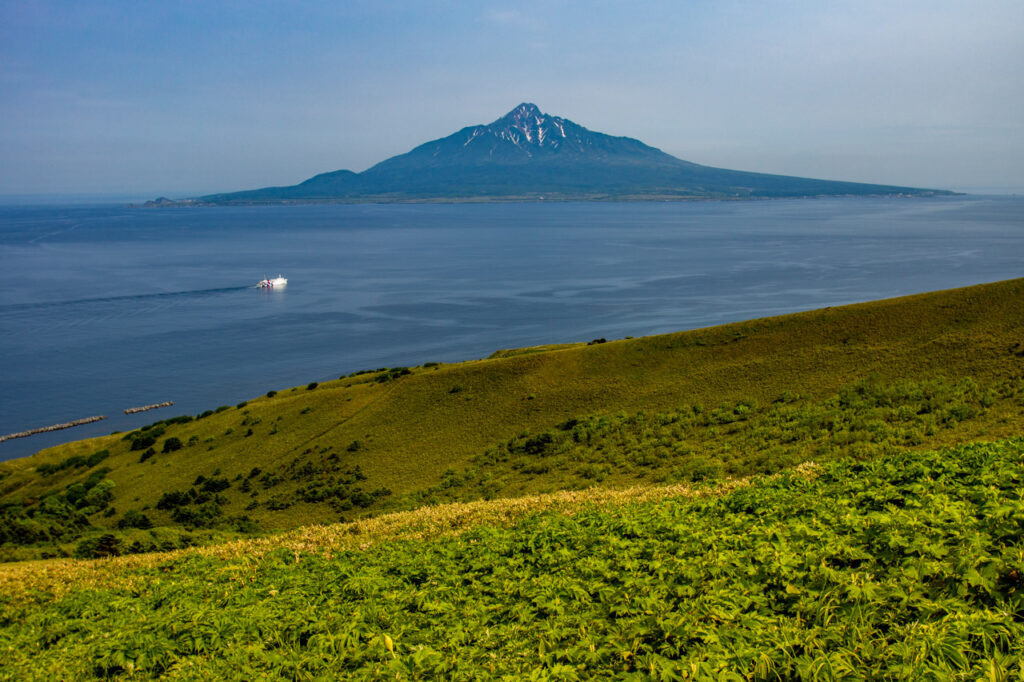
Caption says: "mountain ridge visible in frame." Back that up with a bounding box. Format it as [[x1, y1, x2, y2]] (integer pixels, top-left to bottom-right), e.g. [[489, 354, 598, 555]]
[[155, 103, 954, 205]]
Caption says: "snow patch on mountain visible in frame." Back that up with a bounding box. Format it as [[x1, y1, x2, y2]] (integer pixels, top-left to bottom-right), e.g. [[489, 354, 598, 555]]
[[472, 103, 591, 155]]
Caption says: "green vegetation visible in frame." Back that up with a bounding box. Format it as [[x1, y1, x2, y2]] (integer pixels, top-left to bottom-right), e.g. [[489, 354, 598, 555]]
[[2, 439, 1022, 678], [1, 277, 1023, 560], [2, 373, 1020, 561], [34, 449, 108, 476], [1, 278, 1024, 677], [398, 375, 1022, 509]]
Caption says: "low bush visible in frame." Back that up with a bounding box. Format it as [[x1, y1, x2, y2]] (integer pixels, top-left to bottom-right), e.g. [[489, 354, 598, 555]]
[[11, 439, 1024, 679], [73, 533, 121, 559], [117, 510, 153, 530]]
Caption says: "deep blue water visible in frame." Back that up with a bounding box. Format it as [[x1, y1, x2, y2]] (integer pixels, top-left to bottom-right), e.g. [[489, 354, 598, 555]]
[[1, 197, 1022, 460]]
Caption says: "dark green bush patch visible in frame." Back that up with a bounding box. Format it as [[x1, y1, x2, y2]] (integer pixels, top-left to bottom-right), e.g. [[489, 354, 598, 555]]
[[36, 450, 110, 476], [117, 510, 153, 530]]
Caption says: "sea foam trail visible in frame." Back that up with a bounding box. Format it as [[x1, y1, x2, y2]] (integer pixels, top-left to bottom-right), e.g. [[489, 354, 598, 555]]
[[0, 286, 254, 313]]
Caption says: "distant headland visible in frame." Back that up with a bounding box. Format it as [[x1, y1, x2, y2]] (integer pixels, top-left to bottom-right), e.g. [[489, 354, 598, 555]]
[[144, 103, 956, 206]]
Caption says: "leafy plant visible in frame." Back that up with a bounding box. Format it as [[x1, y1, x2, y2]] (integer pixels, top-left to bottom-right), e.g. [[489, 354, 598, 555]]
[[5, 438, 1024, 679]]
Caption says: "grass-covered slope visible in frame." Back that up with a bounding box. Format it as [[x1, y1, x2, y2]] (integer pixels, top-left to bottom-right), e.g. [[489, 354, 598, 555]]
[[2, 438, 1023, 679], [2, 278, 1024, 559]]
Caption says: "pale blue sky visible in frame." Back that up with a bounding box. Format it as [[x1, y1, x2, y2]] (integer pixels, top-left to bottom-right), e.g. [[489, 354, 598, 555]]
[[2, 0, 1022, 198]]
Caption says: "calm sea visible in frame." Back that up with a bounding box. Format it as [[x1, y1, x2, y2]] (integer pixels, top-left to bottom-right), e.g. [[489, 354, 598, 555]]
[[1, 197, 1022, 460]]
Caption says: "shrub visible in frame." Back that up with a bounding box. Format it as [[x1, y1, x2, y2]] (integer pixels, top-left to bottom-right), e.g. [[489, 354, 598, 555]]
[[130, 436, 156, 451], [577, 463, 608, 480], [36, 449, 113, 476], [171, 501, 224, 528], [307, 382, 319, 390], [85, 450, 110, 467], [350, 490, 374, 508], [520, 432, 555, 455], [161, 437, 183, 453], [678, 456, 725, 481], [229, 515, 260, 534], [138, 448, 156, 463], [74, 533, 121, 559], [375, 367, 412, 383], [117, 510, 152, 530], [200, 478, 231, 493], [156, 491, 189, 510], [265, 496, 292, 511], [266, 390, 277, 398]]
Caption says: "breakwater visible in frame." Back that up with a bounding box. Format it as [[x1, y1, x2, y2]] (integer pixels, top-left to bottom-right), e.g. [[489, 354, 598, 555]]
[[0, 416, 107, 443], [124, 401, 174, 415]]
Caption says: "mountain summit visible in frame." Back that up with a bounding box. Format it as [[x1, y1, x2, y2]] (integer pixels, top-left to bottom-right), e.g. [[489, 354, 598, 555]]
[[467, 102, 584, 157], [189, 104, 951, 204], [431, 102, 675, 163], [489, 102, 572, 154]]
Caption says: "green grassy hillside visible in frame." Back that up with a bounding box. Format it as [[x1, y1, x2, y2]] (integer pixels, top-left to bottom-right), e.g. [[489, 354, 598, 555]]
[[2, 438, 1022, 679], [2, 277, 1024, 560]]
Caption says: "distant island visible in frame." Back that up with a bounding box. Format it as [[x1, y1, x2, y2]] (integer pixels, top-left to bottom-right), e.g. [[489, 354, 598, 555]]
[[147, 103, 955, 206]]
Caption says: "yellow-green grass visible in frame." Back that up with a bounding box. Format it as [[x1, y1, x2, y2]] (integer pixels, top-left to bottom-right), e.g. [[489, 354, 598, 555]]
[[3, 440, 1021, 679], [2, 277, 1023, 550], [487, 341, 587, 358], [0, 472, 767, 601]]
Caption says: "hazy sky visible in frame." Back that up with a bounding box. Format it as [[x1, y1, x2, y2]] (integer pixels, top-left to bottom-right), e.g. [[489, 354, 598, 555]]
[[2, 0, 1022, 198]]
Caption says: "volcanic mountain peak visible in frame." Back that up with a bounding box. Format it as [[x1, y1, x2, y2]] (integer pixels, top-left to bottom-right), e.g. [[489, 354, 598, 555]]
[[187, 103, 954, 204], [485, 102, 571, 150], [433, 102, 660, 163], [447, 102, 579, 157]]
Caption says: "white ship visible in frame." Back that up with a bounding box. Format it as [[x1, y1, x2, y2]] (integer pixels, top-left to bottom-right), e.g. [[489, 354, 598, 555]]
[[257, 275, 287, 288]]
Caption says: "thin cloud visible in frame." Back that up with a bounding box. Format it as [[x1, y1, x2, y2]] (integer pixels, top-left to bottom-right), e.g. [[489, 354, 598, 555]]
[[485, 9, 545, 31]]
